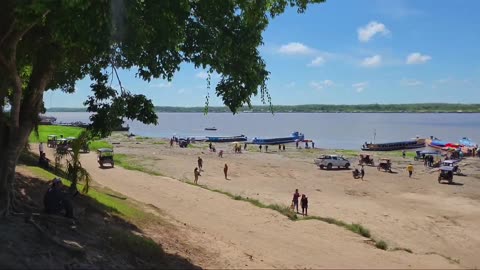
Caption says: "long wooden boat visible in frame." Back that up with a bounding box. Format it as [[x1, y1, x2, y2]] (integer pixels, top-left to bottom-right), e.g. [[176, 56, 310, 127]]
[[251, 131, 304, 145], [361, 138, 425, 151], [206, 135, 247, 142], [205, 127, 217, 131]]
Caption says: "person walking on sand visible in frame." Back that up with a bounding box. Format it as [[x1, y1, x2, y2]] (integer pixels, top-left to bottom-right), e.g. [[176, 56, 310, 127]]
[[224, 163, 228, 180], [407, 163, 414, 178], [312, 141, 315, 149], [301, 194, 308, 216], [244, 143, 247, 151], [265, 145, 268, 152], [402, 150, 406, 158], [292, 189, 300, 213], [360, 166, 365, 180], [39, 142, 44, 156], [218, 150, 223, 158], [194, 167, 201, 184], [259, 145, 262, 152], [278, 144, 281, 151], [197, 157, 203, 171], [282, 144, 286, 151]]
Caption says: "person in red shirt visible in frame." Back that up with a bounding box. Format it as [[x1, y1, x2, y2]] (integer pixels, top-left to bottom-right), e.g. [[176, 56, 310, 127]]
[[292, 189, 300, 213]]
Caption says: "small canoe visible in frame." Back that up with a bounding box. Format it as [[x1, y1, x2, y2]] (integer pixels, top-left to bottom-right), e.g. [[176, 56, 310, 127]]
[[205, 127, 217, 131]]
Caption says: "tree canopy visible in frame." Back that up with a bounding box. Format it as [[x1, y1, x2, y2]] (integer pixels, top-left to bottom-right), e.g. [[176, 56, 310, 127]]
[[0, 0, 324, 215], [1, 0, 324, 137]]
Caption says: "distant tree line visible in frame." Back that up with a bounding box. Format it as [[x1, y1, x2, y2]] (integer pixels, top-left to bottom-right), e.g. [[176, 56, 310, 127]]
[[47, 103, 480, 113]]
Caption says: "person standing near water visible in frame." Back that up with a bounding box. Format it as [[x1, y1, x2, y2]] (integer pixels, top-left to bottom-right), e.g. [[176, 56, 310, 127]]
[[360, 166, 365, 180], [312, 141, 315, 149], [282, 144, 286, 151], [265, 145, 268, 152], [407, 163, 414, 178], [402, 150, 406, 158], [194, 167, 201, 184], [259, 145, 262, 152], [224, 164, 228, 180]]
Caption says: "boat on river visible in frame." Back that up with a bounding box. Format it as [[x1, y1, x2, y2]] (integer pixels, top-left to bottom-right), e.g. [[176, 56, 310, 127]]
[[459, 137, 477, 148], [361, 138, 425, 151], [251, 131, 304, 145], [426, 137, 460, 150], [206, 135, 247, 143], [205, 127, 217, 131]]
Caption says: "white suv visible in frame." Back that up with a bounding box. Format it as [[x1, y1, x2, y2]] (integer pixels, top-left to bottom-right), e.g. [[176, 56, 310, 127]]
[[314, 155, 351, 170]]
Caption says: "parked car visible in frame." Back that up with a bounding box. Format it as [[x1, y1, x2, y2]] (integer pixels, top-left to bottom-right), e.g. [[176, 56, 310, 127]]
[[314, 155, 351, 170]]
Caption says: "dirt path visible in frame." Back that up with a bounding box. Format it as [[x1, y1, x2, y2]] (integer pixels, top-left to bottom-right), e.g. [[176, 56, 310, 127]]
[[57, 149, 457, 269]]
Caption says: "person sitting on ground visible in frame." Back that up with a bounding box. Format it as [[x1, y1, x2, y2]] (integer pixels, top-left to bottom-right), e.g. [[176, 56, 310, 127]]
[[38, 152, 50, 170], [43, 178, 74, 218], [300, 194, 308, 216]]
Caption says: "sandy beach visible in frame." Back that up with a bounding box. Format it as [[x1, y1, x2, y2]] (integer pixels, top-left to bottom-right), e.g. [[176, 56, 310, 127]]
[[40, 135, 480, 268]]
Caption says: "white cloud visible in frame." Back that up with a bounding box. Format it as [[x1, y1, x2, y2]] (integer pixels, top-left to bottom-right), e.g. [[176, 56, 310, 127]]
[[352, 82, 368, 92], [361, 55, 382, 67], [310, 80, 334, 90], [406, 52, 431, 64], [278, 42, 314, 55], [285, 82, 296, 88], [307, 56, 326, 67], [402, 79, 423, 87], [150, 82, 172, 88], [358, 21, 390, 42]]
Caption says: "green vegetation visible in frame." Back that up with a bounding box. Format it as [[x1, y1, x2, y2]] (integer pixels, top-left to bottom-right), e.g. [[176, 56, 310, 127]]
[[89, 140, 113, 151], [302, 216, 371, 238], [29, 125, 83, 143], [28, 125, 112, 151], [375, 240, 388, 250], [115, 154, 164, 176], [48, 103, 480, 113]]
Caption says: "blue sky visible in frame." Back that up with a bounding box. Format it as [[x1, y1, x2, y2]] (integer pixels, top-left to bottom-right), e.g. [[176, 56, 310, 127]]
[[45, 0, 480, 108]]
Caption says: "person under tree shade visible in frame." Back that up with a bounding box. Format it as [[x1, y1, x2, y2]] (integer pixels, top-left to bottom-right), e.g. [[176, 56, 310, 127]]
[[43, 178, 74, 218]]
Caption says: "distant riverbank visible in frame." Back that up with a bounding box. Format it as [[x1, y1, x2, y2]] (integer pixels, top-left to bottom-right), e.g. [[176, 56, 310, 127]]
[[47, 103, 480, 113]]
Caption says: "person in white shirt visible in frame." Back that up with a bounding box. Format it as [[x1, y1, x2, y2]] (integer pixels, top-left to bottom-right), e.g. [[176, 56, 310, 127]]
[[39, 142, 44, 155]]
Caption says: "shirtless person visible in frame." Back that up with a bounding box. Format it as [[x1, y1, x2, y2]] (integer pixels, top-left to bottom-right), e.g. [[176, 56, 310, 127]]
[[194, 167, 201, 184]]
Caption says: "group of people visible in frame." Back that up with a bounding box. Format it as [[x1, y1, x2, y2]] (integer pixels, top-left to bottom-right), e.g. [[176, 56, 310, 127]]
[[194, 156, 229, 184], [291, 189, 308, 216], [295, 141, 314, 149], [423, 155, 437, 167]]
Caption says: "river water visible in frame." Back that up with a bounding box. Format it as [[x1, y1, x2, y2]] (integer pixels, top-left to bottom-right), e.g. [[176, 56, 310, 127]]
[[47, 112, 480, 150]]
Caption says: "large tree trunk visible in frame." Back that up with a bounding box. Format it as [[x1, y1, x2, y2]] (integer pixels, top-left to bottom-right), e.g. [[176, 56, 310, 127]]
[[0, 121, 34, 216]]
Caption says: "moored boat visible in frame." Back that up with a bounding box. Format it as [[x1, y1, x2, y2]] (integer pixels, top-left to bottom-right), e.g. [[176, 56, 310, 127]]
[[361, 138, 425, 151], [251, 131, 304, 145], [205, 127, 217, 131], [206, 135, 247, 142], [426, 137, 460, 150], [459, 137, 478, 148]]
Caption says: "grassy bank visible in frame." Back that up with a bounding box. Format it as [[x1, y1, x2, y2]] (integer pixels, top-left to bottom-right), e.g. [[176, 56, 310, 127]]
[[29, 125, 112, 151], [29, 125, 84, 143]]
